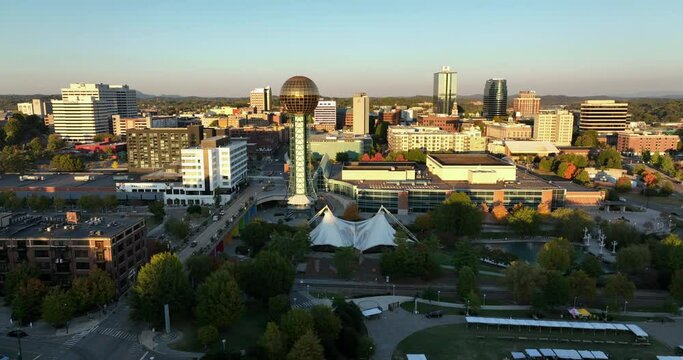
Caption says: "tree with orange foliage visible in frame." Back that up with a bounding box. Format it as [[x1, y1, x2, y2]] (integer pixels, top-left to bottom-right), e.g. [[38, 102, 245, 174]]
[[395, 153, 406, 162], [360, 153, 371, 161], [642, 172, 658, 186], [341, 203, 361, 221], [372, 152, 384, 162], [615, 176, 632, 193], [537, 201, 551, 215], [492, 203, 509, 222]]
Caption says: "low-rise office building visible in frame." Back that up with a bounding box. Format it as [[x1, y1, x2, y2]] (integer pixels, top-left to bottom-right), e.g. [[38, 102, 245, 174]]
[[388, 126, 486, 153], [127, 125, 205, 173], [418, 115, 459, 132], [342, 162, 417, 181], [534, 109, 574, 146], [113, 115, 179, 137], [485, 122, 532, 140], [0, 211, 147, 293], [426, 153, 516, 184], [310, 132, 372, 160], [504, 140, 560, 160], [616, 132, 680, 155], [228, 126, 287, 158]]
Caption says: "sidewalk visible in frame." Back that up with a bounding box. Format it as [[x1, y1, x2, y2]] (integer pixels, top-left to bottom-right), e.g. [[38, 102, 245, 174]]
[[0, 304, 114, 338], [140, 329, 205, 359]]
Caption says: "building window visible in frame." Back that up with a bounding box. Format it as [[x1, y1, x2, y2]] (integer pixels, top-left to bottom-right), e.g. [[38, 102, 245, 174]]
[[74, 250, 89, 258], [34, 250, 49, 258], [76, 262, 91, 270]]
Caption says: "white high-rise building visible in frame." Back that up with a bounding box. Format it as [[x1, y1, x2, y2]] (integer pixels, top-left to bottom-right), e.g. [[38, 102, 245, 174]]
[[17, 102, 33, 115], [16, 99, 52, 117], [249, 87, 272, 113], [534, 109, 574, 146], [181, 136, 248, 195], [313, 100, 337, 130], [352, 92, 370, 135], [60, 83, 138, 117], [52, 96, 115, 142]]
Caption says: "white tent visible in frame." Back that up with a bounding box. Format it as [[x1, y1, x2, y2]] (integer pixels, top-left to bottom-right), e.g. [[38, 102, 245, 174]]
[[309, 206, 403, 252]]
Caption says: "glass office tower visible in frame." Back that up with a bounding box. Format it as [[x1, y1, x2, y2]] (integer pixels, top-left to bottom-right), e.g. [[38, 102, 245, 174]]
[[483, 78, 508, 119], [433, 66, 457, 115]]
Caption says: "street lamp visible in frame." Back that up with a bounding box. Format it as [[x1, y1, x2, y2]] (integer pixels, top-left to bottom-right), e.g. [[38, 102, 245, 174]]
[[437, 290, 441, 303], [611, 240, 618, 254], [222, 339, 226, 352], [483, 294, 486, 307], [466, 299, 470, 316], [573, 296, 578, 308], [7, 329, 27, 360], [392, 284, 395, 296], [623, 300, 628, 312]]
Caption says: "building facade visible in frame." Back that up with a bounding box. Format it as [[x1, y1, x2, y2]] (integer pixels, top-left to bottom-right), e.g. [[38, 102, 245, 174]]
[[352, 92, 370, 135], [17, 99, 52, 118], [112, 115, 179, 137], [512, 90, 540, 119], [483, 79, 508, 119], [579, 100, 628, 133], [126, 125, 204, 172], [388, 126, 486, 152], [417, 115, 459, 132], [485, 122, 532, 140], [616, 132, 680, 155], [0, 212, 147, 293], [310, 132, 372, 160], [52, 96, 116, 142], [60, 83, 138, 117], [534, 109, 574, 146], [313, 100, 337, 131], [180, 136, 248, 196], [433, 66, 457, 115], [249, 87, 272, 113]]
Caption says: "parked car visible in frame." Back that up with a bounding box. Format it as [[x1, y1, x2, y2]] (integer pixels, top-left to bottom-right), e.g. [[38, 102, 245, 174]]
[[190, 241, 198, 248], [425, 310, 443, 318]]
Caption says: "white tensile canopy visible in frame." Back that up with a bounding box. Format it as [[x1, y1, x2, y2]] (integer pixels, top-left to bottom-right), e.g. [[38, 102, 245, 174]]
[[309, 206, 403, 252]]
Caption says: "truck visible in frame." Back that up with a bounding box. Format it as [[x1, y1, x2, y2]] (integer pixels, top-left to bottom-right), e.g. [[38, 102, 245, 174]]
[[19, 175, 44, 181], [112, 175, 129, 181], [74, 175, 95, 182]]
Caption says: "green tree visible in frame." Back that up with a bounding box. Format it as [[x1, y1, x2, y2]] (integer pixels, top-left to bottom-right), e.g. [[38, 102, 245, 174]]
[[670, 269, 683, 302], [466, 290, 481, 314], [310, 305, 342, 351], [164, 218, 189, 239], [286, 330, 325, 360], [333, 247, 359, 279], [602, 221, 642, 247], [574, 130, 599, 147], [11, 278, 46, 323], [41, 289, 75, 327], [50, 154, 85, 171], [538, 237, 574, 273], [186, 254, 216, 286], [616, 244, 651, 273], [93, 133, 120, 142], [242, 220, 276, 253], [655, 234, 683, 272], [268, 294, 291, 322], [538, 157, 554, 172], [335, 152, 350, 163], [27, 194, 52, 211], [53, 197, 66, 210], [4, 263, 40, 305], [242, 250, 295, 301], [47, 134, 65, 152], [615, 176, 632, 192], [431, 192, 482, 241], [260, 322, 286, 360], [380, 233, 440, 280], [573, 169, 590, 185], [197, 325, 219, 349], [596, 148, 622, 169], [604, 273, 636, 305], [3, 118, 22, 144], [658, 154, 676, 176], [452, 240, 480, 273], [279, 308, 314, 346], [268, 228, 310, 264], [457, 266, 477, 299], [69, 269, 116, 312], [27, 137, 43, 158], [129, 252, 193, 325], [78, 195, 103, 212], [543, 271, 569, 307], [568, 270, 597, 304], [195, 270, 244, 329], [102, 194, 118, 210], [580, 255, 604, 278], [507, 206, 540, 236], [503, 262, 546, 304], [148, 201, 165, 222], [641, 150, 652, 163]]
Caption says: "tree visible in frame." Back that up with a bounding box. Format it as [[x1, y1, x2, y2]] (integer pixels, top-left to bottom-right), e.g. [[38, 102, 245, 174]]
[[602, 221, 642, 247], [604, 273, 636, 305], [260, 322, 286, 360], [333, 247, 359, 279], [360, 153, 370, 161], [310, 305, 342, 351], [93, 133, 119, 142], [186, 205, 202, 215], [4, 263, 40, 305], [242, 220, 276, 253], [655, 234, 683, 273], [568, 270, 597, 303], [335, 152, 350, 163], [596, 148, 622, 169], [69, 269, 116, 312], [78, 195, 103, 212], [47, 134, 65, 152], [538, 157, 554, 172], [50, 154, 85, 171], [641, 150, 652, 163], [380, 233, 440, 280], [3, 118, 22, 144], [466, 290, 481, 314], [41, 289, 75, 327], [11, 278, 46, 323], [457, 266, 477, 299], [538, 238, 574, 273], [27, 137, 42, 158], [431, 192, 482, 241], [670, 269, 683, 302], [573, 169, 590, 185], [148, 201, 165, 221], [615, 176, 632, 192], [503, 262, 546, 304], [452, 240, 480, 273], [616, 244, 651, 274], [27, 194, 52, 211], [574, 130, 599, 147], [102, 194, 118, 210], [658, 154, 677, 176], [280, 308, 314, 346], [580, 255, 604, 278], [186, 254, 216, 286], [642, 171, 658, 186], [164, 218, 189, 239], [268, 294, 291, 322], [195, 270, 244, 329], [507, 206, 540, 236], [197, 325, 219, 349], [242, 250, 295, 301], [341, 203, 361, 221], [129, 252, 193, 325], [660, 180, 674, 196], [268, 228, 310, 264], [543, 271, 569, 307], [286, 330, 325, 360]]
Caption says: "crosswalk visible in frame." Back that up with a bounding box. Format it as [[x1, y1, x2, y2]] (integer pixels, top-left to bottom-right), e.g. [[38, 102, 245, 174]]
[[96, 327, 138, 342], [63, 326, 98, 348], [292, 299, 315, 309]]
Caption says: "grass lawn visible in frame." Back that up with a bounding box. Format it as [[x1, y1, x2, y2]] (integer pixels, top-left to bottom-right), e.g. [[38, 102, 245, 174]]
[[170, 304, 268, 353], [394, 324, 675, 360]]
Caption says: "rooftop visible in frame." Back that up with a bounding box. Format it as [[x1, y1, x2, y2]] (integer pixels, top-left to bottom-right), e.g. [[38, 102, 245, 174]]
[[428, 153, 512, 166], [344, 161, 417, 171], [0, 213, 144, 240], [504, 141, 559, 154]]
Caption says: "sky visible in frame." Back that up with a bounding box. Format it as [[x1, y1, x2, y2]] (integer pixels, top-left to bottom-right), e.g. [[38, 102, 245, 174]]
[[1, 0, 682, 97]]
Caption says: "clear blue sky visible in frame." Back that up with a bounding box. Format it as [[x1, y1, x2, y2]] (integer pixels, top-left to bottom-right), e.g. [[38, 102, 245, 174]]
[[1, 0, 681, 97]]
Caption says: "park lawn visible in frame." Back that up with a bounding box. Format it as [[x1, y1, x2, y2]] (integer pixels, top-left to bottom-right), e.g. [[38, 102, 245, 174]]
[[394, 324, 674, 360], [170, 304, 268, 353]]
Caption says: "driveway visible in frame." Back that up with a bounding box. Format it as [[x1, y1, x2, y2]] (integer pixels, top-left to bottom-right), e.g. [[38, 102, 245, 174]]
[[366, 309, 464, 359]]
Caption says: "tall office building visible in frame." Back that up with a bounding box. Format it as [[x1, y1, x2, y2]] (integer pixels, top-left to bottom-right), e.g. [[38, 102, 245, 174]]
[[249, 86, 272, 113], [280, 76, 319, 209], [180, 136, 248, 195], [579, 100, 628, 133], [352, 92, 370, 135], [483, 79, 508, 119], [313, 100, 337, 131], [534, 109, 574, 146], [512, 90, 540, 119], [16, 99, 52, 117], [433, 66, 457, 115], [127, 125, 205, 172], [52, 96, 115, 142], [60, 83, 138, 117]]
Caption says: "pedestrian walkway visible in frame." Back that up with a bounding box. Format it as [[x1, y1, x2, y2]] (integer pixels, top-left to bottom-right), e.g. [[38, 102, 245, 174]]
[[96, 326, 138, 342], [139, 329, 205, 359], [63, 325, 98, 348]]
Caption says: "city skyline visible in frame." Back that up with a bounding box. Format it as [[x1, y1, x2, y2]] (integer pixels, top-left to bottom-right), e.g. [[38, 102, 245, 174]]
[[1, 0, 682, 97]]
